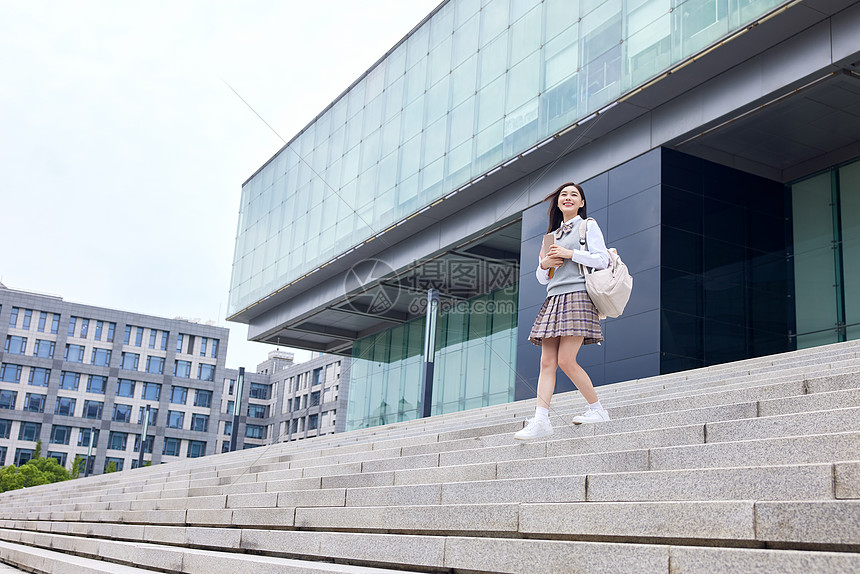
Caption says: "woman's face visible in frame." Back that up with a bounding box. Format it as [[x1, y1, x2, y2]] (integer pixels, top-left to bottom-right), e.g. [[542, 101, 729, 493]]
[[557, 186, 584, 220]]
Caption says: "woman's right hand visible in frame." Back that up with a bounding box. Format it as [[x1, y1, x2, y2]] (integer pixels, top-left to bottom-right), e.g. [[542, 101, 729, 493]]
[[540, 256, 564, 270]]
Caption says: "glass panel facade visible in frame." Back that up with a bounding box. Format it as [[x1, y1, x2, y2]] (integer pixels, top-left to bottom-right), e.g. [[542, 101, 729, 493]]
[[347, 286, 518, 431], [790, 158, 860, 346], [660, 149, 792, 373], [229, 0, 787, 316]]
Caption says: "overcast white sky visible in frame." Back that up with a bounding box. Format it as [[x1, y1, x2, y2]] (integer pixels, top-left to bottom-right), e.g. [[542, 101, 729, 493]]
[[0, 0, 441, 370]]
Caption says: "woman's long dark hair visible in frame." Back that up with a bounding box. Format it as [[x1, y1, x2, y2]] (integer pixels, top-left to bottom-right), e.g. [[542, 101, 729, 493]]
[[545, 182, 587, 234]]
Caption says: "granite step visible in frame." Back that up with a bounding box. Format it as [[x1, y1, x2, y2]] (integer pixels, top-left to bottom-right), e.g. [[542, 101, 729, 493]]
[[2, 525, 860, 574], [0, 531, 427, 574]]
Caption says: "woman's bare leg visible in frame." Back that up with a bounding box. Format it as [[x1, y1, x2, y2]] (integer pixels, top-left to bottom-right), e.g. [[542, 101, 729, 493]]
[[536, 337, 560, 409], [556, 336, 599, 404]]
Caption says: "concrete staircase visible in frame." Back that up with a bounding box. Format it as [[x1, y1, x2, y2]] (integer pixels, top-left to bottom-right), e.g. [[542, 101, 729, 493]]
[[0, 341, 859, 573]]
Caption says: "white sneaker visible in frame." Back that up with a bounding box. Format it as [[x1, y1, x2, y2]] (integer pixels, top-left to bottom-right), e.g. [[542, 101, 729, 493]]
[[572, 407, 610, 425], [514, 417, 553, 441]]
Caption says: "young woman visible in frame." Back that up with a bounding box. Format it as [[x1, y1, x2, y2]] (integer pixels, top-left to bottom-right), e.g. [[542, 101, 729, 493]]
[[514, 182, 611, 441]]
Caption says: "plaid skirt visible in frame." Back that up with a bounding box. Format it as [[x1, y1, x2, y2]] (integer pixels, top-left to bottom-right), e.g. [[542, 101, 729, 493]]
[[528, 290, 603, 346]]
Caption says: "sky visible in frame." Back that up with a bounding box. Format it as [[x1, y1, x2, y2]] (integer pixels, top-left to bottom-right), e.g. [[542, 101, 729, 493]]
[[0, 0, 441, 370]]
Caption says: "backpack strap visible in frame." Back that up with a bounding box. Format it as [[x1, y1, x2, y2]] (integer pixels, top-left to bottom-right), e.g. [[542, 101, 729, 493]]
[[577, 217, 593, 276]]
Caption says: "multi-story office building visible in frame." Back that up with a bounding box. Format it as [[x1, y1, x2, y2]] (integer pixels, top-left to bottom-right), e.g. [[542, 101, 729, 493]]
[[228, 0, 860, 431], [0, 284, 351, 474], [217, 350, 350, 452], [0, 283, 229, 474]]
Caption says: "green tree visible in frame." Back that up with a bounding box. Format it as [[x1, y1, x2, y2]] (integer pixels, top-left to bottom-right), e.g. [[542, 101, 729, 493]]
[[104, 461, 117, 474], [33, 439, 42, 459], [71, 455, 84, 479], [0, 457, 71, 492]]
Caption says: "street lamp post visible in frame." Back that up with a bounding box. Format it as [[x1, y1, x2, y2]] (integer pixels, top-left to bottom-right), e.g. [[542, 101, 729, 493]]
[[420, 289, 439, 419], [84, 426, 96, 478], [230, 367, 245, 452], [137, 405, 150, 468]]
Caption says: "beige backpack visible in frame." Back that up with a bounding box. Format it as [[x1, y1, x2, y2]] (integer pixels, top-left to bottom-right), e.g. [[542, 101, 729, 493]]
[[578, 218, 633, 319]]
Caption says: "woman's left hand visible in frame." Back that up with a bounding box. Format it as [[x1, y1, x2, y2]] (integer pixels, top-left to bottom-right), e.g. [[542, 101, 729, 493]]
[[547, 245, 574, 260]]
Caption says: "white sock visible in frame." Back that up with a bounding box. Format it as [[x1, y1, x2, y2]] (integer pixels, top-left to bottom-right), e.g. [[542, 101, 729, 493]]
[[535, 406, 549, 422], [588, 400, 603, 411]]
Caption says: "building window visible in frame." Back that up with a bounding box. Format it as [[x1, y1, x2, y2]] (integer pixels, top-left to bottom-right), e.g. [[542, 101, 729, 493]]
[[51, 314, 60, 334], [161, 331, 169, 351], [170, 385, 188, 404], [166, 410, 184, 429], [8, 308, 19, 328], [137, 406, 158, 425], [105, 457, 124, 472], [116, 379, 135, 398], [223, 421, 232, 436], [0, 363, 22, 383], [106, 322, 116, 342], [28, 367, 50, 387], [197, 363, 215, 382], [50, 425, 71, 445], [135, 327, 144, 347], [22, 309, 32, 330], [24, 393, 46, 413], [64, 344, 85, 363], [210, 339, 219, 358], [249, 383, 271, 400], [123, 325, 132, 345], [141, 382, 161, 401], [82, 400, 103, 419], [18, 421, 41, 442], [308, 414, 319, 430], [108, 431, 128, 451], [148, 329, 157, 349], [0, 390, 17, 410], [133, 434, 154, 454], [193, 389, 212, 408], [112, 403, 132, 423], [67, 317, 76, 337], [200, 337, 208, 357], [77, 428, 99, 447], [37, 312, 47, 332], [226, 400, 234, 414], [187, 440, 206, 458], [312, 367, 322, 386], [226, 378, 235, 395], [245, 424, 266, 439], [33, 339, 55, 359], [91, 348, 111, 366], [80, 318, 89, 338], [174, 360, 191, 378], [310, 391, 321, 407], [121, 352, 140, 371], [247, 404, 268, 419], [5, 336, 27, 355], [162, 437, 181, 456], [94, 320, 103, 341], [54, 396, 76, 417], [59, 371, 80, 390], [190, 414, 209, 433], [14, 449, 34, 466], [176, 334, 184, 353], [47, 451, 66, 467], [33, 340, 54, 361], [0, 419, 11, 439], [86, 375, 107, 394]]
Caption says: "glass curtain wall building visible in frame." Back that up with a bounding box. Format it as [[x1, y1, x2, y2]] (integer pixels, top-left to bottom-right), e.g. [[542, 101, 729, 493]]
[[229, 0, 860, 430], [228, 0, 786, 316]]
